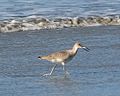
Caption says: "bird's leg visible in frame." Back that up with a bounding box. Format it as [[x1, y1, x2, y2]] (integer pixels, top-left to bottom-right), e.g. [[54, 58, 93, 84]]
[[43, 64, 57, 76], [62, 62, 70, 76]]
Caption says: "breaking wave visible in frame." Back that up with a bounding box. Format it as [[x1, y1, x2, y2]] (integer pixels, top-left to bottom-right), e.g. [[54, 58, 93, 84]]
[[0, 15, 120, 33]]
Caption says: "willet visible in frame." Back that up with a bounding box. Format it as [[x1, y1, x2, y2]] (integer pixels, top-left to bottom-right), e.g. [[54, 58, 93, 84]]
[[38, 42, 89, 76]]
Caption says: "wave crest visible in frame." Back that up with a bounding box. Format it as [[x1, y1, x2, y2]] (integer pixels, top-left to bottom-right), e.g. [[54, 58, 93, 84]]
[[0, 15, 120, 33]]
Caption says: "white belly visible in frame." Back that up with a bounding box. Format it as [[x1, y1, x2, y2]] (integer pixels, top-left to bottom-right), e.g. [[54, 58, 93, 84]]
[[51, 55, 74, 64], [51, 58, 63, 63]]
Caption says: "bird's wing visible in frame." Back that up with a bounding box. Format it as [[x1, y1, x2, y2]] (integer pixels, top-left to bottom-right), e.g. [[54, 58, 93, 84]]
[[51, 50, 70, 59], [41, 50, 70, 61]]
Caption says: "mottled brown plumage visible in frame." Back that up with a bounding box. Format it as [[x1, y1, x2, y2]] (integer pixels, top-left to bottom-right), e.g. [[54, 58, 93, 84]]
[[38, 42, 89, 76], [40, 50, 74, 63]]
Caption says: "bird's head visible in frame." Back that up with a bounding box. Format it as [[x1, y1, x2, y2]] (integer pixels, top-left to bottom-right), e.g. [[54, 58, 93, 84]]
[[74, 42, 90, 52]]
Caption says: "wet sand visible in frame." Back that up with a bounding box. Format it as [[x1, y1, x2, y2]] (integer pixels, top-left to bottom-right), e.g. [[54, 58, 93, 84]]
[[0, 26, 120, 96]]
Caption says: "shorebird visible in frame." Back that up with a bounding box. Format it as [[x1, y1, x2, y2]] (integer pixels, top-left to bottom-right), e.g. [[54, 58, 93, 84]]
[[38, 42, 89, 76]]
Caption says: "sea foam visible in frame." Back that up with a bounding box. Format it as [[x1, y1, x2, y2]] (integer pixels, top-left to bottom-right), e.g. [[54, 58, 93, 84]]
[[0, 15, 120, 33]]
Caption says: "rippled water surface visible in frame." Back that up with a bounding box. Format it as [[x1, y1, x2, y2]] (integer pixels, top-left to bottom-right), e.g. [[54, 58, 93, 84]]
[[0, 0, 120, 20], [1, 0, 120, 33], [0, 26, 120, 96]]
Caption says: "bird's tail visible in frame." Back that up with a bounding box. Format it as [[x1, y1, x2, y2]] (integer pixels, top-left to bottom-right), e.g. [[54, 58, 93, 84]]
[[38, 56, 46, 60], [38, 56, 42, 59]]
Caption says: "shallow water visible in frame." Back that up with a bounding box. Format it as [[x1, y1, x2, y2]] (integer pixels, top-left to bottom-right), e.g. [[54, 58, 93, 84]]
[[1, 0, 120, 33], [0, 26, 120, 96]]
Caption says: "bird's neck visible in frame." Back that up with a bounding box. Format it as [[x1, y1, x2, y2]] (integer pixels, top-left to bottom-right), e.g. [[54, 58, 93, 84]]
[[72, 46, 78, 55]]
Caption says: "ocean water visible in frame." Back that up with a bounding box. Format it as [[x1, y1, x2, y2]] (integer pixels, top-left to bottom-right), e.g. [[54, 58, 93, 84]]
[[0, 0, 120, 32], [0, 26, 120, 96], [0, 1, 120, 96], [0, 0, 120, 20]]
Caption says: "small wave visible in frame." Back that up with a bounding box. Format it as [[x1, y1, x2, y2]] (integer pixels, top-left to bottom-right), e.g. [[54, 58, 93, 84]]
[[0, 15, 120, 33]]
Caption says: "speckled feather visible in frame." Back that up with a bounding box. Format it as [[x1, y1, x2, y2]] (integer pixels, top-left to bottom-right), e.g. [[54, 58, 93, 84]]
[[40, 49, 75, 63]]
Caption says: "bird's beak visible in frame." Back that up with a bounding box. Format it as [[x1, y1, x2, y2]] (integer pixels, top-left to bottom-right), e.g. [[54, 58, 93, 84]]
[[82, 46, 90, 52]]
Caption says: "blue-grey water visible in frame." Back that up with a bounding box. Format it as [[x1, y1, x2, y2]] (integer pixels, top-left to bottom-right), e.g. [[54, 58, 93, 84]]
[[0, 26, 120, 96], [1, 0, 120, 33], [0, 0, 120, 20], [0, 0, 120, 96]]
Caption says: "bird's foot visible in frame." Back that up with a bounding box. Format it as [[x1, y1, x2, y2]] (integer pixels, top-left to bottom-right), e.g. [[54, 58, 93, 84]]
[[64, 71, 70, 77], [42, 73, 51, 76], [63, 71, 70, 78], [65, 71, 70, 75]]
